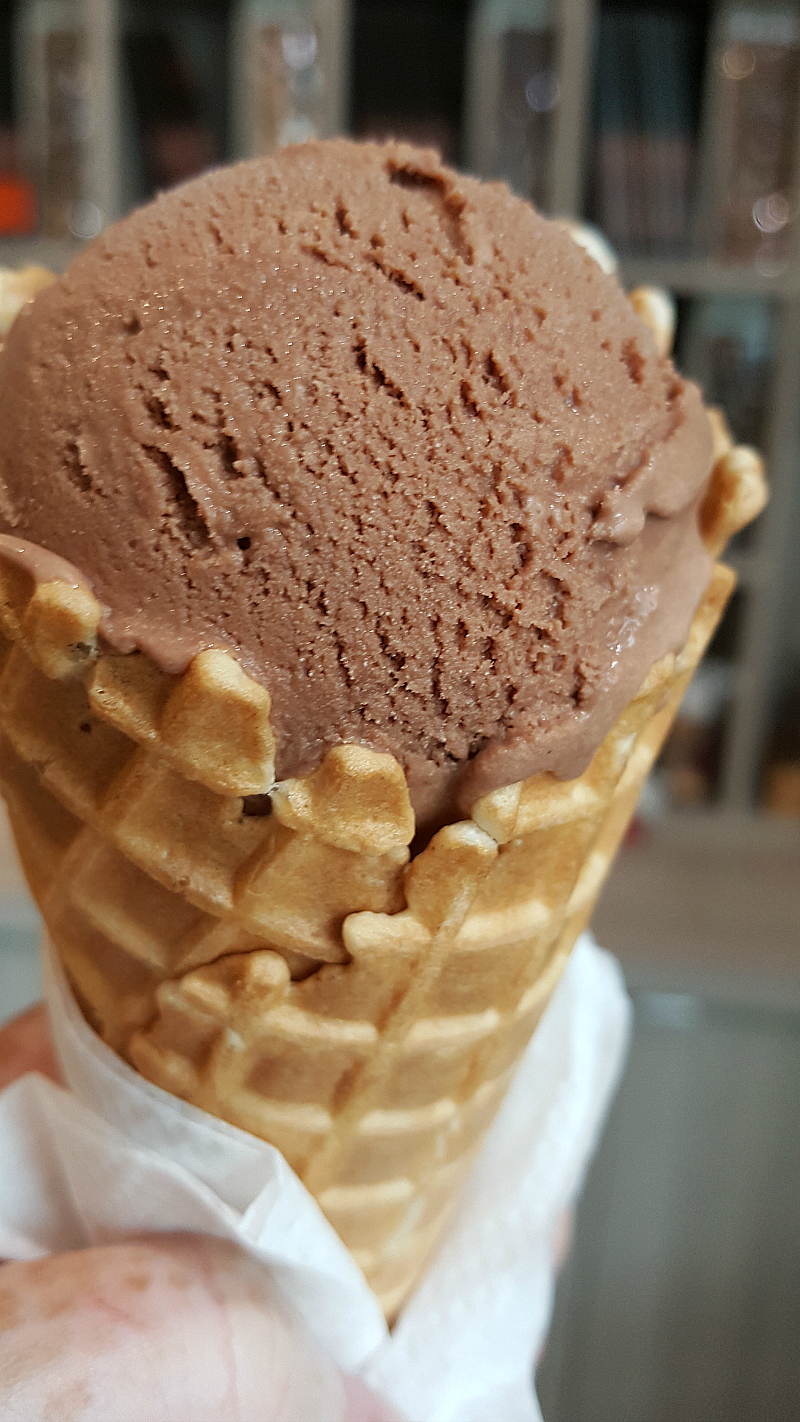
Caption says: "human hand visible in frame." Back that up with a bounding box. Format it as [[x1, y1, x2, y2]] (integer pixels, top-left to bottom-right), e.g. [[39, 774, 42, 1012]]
[[0, 1235, 403, 1421], [0, 1009, 404, 1422], [0, 1002, 60, 1091]]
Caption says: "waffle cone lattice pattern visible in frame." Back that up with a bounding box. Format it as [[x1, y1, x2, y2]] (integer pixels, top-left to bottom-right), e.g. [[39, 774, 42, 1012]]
[[0, 559, 736, 1316], [0, 350, 765, 1315]]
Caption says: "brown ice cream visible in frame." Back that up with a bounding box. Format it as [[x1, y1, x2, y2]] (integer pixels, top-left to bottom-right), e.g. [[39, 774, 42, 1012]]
[[0, 140, 713, 829]]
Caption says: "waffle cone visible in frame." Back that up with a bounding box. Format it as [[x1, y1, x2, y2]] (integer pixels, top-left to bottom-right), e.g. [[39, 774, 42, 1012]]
[[0, 271, 766, 1319]]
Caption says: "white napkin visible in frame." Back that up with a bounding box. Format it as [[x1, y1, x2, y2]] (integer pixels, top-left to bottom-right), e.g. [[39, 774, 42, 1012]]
[[0, 932, 630, 1422]]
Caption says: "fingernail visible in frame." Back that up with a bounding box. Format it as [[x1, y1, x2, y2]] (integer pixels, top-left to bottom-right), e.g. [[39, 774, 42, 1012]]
[[341, 1370, 407, 1421]]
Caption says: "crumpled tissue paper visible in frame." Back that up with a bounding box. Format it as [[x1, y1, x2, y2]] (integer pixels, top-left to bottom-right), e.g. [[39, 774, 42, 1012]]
[[0, 932, 630, 1422]]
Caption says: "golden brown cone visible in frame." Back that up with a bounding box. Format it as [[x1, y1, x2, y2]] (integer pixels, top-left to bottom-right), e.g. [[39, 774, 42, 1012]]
[[0, 269, 767, 1319]]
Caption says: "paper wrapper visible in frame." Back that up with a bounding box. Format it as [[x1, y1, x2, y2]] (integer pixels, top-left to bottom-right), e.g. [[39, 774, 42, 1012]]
[[0, 930, 629, 1422]]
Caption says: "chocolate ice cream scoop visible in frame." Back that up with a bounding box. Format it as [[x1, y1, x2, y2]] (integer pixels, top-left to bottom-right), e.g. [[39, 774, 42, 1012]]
[[0, 140, 713, 829]]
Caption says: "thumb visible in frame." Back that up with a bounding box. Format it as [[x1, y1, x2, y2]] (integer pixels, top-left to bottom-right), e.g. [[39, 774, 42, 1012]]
[[0, 1235, 407, 1422]]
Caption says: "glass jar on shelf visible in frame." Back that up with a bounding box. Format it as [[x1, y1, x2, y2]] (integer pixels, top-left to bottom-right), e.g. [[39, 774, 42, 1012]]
[[464, 0, 559, 211], [230, 0, 348, 159], [14, 0, 104, 241]]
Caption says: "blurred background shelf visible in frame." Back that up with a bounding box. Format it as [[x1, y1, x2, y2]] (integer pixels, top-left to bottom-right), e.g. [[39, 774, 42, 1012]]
[[538, 0, 800, 826], [0, 233, 81, 268], [594, 808, 800, 1003], [619, 255, 800, 295]]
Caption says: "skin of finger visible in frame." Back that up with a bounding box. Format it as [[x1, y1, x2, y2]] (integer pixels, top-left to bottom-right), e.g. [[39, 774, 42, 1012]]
[[0, 1003, 61, 1092], [0, 1235, 403, 1422]]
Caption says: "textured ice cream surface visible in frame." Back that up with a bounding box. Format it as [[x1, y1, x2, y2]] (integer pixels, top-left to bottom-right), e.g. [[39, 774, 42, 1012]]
[[0, 140, 713, 830]]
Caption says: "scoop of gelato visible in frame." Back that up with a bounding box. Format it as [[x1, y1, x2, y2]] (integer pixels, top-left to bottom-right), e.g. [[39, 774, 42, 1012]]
[[0, 140, 713, 828]]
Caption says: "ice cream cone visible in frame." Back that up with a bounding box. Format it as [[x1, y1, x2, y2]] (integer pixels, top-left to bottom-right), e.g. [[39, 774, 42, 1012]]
[[0, 413, 763, 1317], [0, 232, 768, 1318]]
